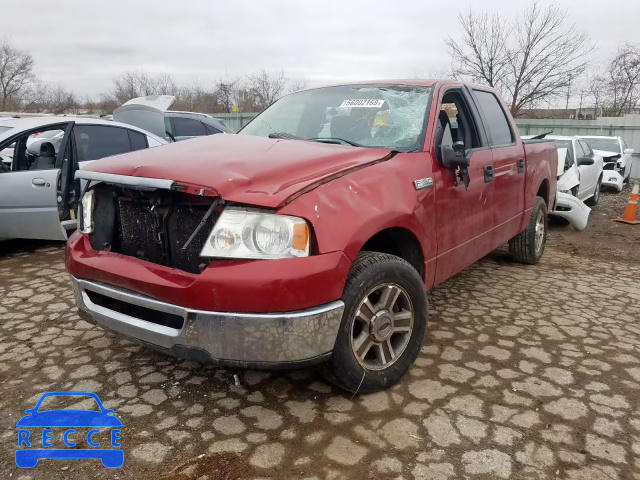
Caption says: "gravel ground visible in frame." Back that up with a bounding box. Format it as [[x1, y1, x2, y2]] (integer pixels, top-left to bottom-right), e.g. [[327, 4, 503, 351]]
[[1, 187, 639, 480]]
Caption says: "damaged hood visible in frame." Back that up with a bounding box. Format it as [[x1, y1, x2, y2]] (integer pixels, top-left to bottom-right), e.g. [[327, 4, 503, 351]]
[[78, 134, 392, 207], [593, 149, 621, 162]]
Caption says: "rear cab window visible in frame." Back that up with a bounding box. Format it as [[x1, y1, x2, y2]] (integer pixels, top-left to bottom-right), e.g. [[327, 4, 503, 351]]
[[472, 90, 515, 147]]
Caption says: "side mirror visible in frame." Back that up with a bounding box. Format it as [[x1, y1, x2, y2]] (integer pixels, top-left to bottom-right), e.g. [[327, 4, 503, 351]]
[[624, 148, 634, 155], [441, 142, 471, 170], [577, 156, 594, 166]]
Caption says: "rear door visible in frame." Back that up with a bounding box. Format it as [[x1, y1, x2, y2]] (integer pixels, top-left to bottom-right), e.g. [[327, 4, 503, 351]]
[[432, 86, 495, 284], [470, 88, 525, 244], [0, 123, 73, 240]]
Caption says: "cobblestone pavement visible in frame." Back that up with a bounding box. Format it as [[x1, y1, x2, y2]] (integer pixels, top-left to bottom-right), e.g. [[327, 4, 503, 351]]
[[1, 240, 639, 480]]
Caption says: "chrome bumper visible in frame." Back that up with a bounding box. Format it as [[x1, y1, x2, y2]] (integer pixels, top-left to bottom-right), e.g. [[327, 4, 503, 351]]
[[71, 276, 344, 367]]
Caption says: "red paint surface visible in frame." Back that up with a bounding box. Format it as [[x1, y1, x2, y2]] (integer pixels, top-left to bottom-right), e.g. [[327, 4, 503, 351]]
[[66, 231, 352, 313], [79, 134, 391, 208], [67, 80, 558, 312]]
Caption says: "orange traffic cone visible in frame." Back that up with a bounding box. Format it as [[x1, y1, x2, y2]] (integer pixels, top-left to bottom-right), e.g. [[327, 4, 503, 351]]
[[615, 181, 640, 224]]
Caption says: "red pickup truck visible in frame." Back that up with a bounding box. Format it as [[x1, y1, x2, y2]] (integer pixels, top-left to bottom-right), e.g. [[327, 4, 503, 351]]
[[66, 80, 557, 393]]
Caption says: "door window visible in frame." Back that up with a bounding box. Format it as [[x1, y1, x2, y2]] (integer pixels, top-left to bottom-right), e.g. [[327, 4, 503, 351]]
[[74, 126, 132, 161], [128, 130, 148, 151], [204, 123, 222, 135], [172, 117, 208, 137], [435, 89, 482, 162], [472, 90, 514, 146], [0, 128, 65, 172], [578, 140, 593, 157]]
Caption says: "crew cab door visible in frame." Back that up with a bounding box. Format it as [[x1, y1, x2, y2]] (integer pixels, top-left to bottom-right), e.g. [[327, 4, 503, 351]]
[[0, 123, 73, 240], [432, 87, 495, 284], [470, 88, 525, 243]]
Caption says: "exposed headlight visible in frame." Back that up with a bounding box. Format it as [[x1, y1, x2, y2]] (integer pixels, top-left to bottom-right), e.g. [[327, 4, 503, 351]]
[[80, 189, 95, 234], [200, 207, 310, 259]]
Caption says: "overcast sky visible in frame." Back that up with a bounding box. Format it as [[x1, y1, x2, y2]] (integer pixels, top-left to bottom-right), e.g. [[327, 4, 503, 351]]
[[4, 0, 640, 99]]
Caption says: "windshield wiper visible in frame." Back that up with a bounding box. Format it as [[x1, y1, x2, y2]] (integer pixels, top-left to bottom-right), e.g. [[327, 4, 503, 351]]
[[268, 132, 305, 141], [306, 137, 364, 147], [268, 133, 363, 147]]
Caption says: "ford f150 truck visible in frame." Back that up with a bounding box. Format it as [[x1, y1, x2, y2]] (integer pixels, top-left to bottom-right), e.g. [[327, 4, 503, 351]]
[[66, 80, 557, 393]]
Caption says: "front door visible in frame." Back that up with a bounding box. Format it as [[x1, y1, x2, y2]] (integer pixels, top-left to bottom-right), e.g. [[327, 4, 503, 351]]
[[0, 123, 73, 240], [432, 87, 495, 285]]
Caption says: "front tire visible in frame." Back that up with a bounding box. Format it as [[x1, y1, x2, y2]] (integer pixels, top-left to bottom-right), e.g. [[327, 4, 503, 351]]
[[509, 196, 548, 265], [585, 177, 601, 206], [321, 252, 428, 394]]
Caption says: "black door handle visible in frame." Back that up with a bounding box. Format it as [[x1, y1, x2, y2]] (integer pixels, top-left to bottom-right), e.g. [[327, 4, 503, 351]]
[[517, 158, 525, 173], [484, 165, 494, 183]]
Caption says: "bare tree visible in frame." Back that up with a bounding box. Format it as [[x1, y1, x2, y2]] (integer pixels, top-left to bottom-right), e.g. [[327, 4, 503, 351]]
[[0, 40, 36, 110], [607, 43, 640, 116], [21, 82, 78, 114], [588, 74, 607, 116], [246, 69, 287, 110], [286, 78, 310, 95], [446, 2, 593, 114], [108, 70, 178, 105], [214, 76, 240, 113], [446, 11, 511, 89]]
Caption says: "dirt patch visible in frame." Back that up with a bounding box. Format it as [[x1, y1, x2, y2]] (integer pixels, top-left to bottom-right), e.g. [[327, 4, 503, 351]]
[[160, 453, 271, 480], [548, 182, 640, 264]]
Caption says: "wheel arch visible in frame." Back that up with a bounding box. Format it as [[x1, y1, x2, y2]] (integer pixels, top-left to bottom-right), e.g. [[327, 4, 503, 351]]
[[536, 178, 550, 208], [358, 226, 426, 281]]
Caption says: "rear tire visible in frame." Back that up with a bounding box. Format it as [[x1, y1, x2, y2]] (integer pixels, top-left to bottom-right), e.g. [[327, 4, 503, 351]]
[[321, 252, 428, 394], [509, 196, 547, 265]]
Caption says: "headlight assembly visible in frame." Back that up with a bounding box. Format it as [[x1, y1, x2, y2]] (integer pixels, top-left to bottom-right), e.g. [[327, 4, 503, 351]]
[[80, 189, 95, 234], [200, 207, 310, 259]]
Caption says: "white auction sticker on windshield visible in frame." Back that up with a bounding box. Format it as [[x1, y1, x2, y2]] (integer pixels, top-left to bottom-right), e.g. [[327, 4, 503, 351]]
[[340, 99, 385, 108]]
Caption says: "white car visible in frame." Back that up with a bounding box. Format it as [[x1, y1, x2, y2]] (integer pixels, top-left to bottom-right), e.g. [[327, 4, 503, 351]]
[[580, 135, 634, 192], [0, 117, 167, 241], [549, 136, 604, 206], [521, 134, 602, 230]]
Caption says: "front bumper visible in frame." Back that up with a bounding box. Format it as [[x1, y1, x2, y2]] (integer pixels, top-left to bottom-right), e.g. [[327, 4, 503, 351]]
[[71, 276, 344, 368], [601, 171, 624, 192], [550, 191, 591, 230]]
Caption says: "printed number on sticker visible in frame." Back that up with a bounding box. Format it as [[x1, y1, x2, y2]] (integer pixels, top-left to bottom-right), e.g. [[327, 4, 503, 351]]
[[340, 99, 385, 108]]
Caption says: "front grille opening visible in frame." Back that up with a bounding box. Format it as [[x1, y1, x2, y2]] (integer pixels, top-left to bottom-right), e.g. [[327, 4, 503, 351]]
[[85, 290, 184, 330], [89, 186, 221, 274]]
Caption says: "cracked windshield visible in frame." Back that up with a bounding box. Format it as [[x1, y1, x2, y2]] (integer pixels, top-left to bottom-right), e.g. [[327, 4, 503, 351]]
[[240, 85, 432, 151]]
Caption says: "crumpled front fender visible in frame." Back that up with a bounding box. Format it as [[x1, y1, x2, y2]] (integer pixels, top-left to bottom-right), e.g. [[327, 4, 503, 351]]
[[551, 192, 591, 231], [557, 165, 580, 193]]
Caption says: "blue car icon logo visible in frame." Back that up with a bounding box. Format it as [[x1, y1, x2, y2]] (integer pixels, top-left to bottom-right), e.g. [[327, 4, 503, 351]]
[[15, 391, 123, 468]]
